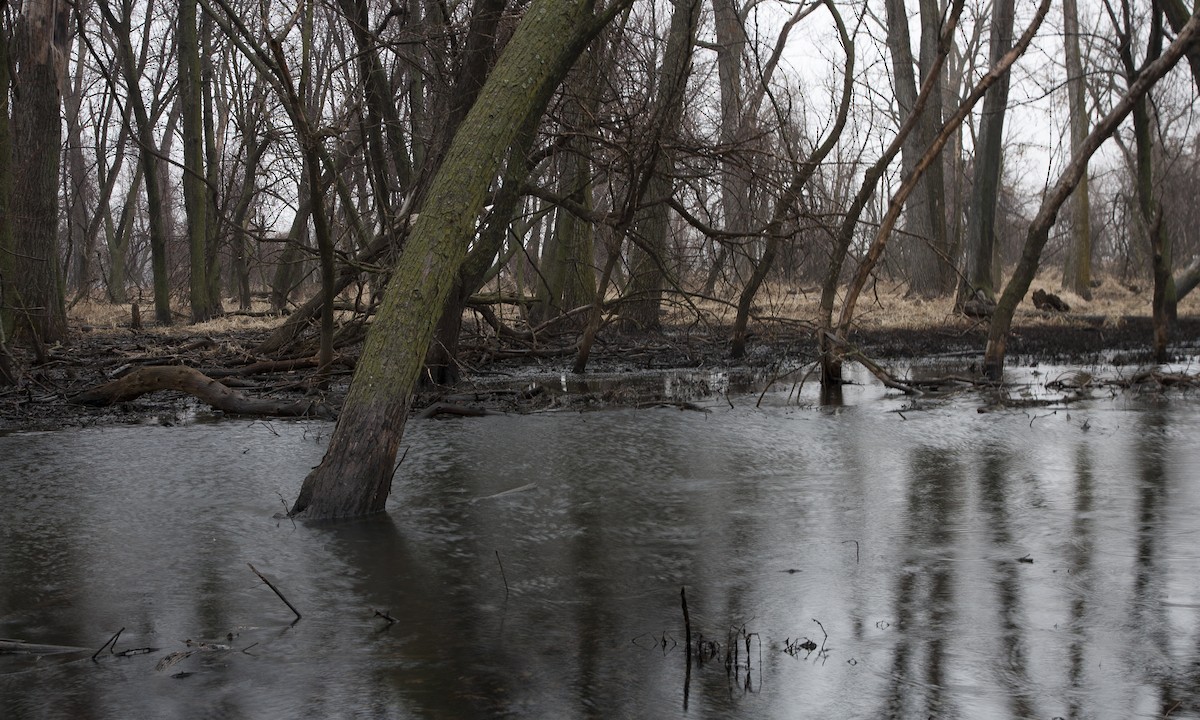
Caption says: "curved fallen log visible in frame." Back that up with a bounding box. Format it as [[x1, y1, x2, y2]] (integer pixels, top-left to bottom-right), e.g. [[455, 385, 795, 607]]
[[71, 365, 335, 418]]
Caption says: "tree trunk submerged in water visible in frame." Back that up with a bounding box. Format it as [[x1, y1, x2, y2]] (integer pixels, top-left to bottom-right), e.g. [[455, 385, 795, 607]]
[[290, 0, 619, 520]]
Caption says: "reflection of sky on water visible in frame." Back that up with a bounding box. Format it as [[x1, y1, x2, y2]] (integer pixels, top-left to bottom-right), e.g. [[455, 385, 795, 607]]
[[1, 377, 1199, 719]]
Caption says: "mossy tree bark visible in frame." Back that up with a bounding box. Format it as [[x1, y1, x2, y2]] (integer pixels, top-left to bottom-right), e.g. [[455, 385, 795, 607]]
[[983, 7, 1200, 378], [424, 118, 539, 386], [291, 0, 622, 520], [419, 0, 512, 384]]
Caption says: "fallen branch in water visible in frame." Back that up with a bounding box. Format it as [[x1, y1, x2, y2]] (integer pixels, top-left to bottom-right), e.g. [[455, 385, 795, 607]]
[[71, 365, 335, 419], [821, 331, 923, 396], [92, 627, 124, 661], [635, 401, 710, 412], [248, 562, 302, 621], [417, 402, 502, 419]]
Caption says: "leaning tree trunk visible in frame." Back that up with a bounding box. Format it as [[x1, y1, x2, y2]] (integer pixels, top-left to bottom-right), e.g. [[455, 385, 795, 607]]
[[731, 2, 854, 358], [818, 0, 970, 385], [291, 0, 621, 520], [983, 8, 1200, 378]]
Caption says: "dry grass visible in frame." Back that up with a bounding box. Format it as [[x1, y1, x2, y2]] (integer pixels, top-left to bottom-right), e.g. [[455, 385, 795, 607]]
[[70, 270, 1196, 340], [71, 298, 284, 338], [670, 270, 1197, 332]]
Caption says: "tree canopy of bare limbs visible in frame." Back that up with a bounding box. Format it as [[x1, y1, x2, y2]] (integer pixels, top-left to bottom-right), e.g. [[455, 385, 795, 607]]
[[1, 0, 1199, 514]]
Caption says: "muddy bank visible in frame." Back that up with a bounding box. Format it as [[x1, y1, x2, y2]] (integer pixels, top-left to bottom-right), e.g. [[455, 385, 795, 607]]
[[2, 315, 1198, 433]]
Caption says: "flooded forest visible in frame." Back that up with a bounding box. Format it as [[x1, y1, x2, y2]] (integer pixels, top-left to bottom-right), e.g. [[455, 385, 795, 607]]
[[2, 0, 1200, 716]]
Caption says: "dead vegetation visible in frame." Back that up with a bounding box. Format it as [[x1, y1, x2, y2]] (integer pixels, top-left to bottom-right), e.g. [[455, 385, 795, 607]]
[[2, 272, 1197, 432]]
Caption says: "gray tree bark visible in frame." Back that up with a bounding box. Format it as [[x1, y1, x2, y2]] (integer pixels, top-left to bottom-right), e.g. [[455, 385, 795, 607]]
[[1060, 0, 1093, 300], [983, 7, 1200, 377], [617, 0, 701, 331], [961, 0, 1015, 306], [11, 0, 71, 344]]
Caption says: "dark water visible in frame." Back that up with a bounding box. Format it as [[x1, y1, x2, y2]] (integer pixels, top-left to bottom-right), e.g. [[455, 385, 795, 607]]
[[2, 371, 1200, 719]]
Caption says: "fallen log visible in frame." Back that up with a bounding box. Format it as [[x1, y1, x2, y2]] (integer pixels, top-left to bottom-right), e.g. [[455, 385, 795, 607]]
[[417, 402, 503, 419], [71, 365, 335, 418], [200, 354, 355, 379]]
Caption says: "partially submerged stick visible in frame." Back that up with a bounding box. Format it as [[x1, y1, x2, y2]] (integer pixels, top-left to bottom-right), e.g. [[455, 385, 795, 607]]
[[248, 563, 302, 621], [92, 627, 124, 661], [496, 551, 509, 598], [681, 587, 692, 653]]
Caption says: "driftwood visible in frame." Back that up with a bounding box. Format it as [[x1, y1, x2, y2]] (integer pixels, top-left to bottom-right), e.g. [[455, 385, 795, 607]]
[[71, 365, 335, 418]]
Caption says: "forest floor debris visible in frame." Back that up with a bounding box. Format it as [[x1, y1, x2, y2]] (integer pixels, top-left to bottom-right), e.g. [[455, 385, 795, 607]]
[[2, 280, 1198, 432]]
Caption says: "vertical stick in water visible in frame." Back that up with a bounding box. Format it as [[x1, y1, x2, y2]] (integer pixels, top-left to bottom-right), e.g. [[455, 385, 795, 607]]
[[680, 586, 692, 651], [681, 586, 692, 711]]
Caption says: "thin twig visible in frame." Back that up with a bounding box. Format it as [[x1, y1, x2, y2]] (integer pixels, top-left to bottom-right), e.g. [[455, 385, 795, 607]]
[[389, 447, 410, 485], [495, 550, 509, 598], [92, 627, 124, 661], [248, 563, 302, 621], [813, 618, 829, 655], [681, 587, 692, 653], [276, 491, 296, 528], [373, 609, 397, 624]]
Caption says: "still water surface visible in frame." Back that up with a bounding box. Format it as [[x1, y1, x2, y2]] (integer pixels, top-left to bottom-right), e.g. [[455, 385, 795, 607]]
[[2, 372, 1200, 719]]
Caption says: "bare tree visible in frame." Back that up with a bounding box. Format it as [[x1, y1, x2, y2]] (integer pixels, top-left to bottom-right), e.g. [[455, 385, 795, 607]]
[[1061, 0, 1094, 299], [291, 0, 628, 520], [0, 1, 15, 345], [11, 0, 72, 343], [961, 0, 1016, 309], [984, 7, 1200, 377]]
